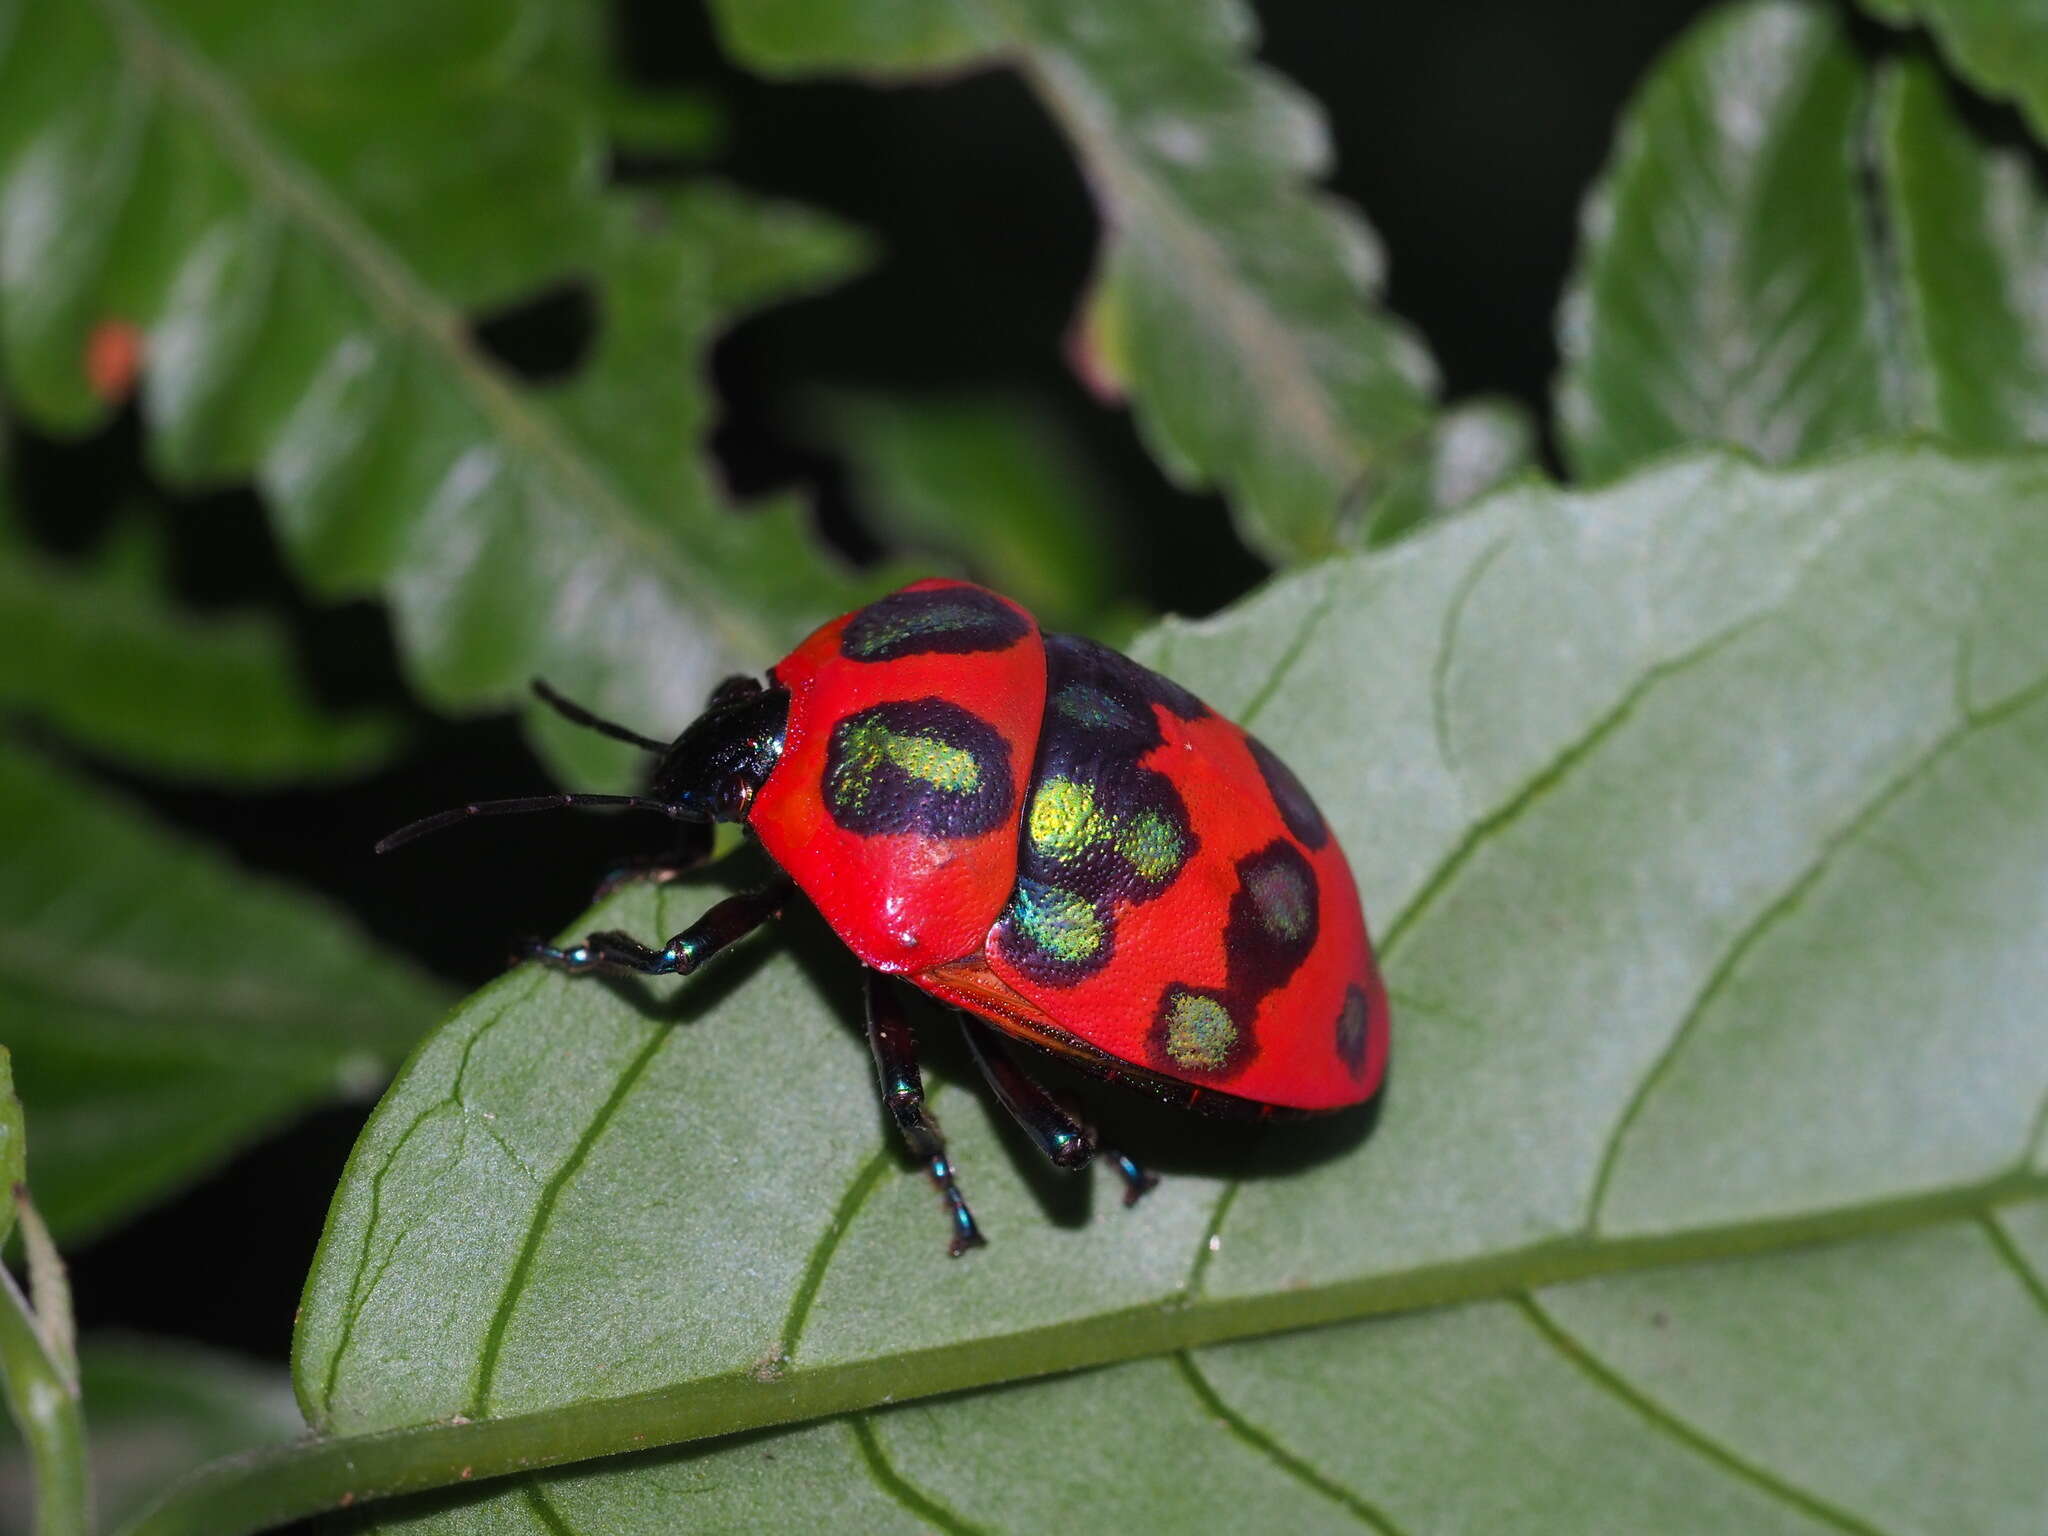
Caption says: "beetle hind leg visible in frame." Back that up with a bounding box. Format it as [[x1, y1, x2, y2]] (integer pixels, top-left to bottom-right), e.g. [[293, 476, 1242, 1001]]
[[959, 1013, 1160, 1206], [865, 971, 986, 1257]]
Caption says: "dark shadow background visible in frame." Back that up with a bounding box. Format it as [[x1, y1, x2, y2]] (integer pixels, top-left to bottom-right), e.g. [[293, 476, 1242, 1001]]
[[9, 0, 1719, 1373]]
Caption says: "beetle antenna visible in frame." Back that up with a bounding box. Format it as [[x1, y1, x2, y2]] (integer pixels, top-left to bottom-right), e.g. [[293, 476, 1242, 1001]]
[[375, 793, 690, 854], [531, 679, 668, 752]]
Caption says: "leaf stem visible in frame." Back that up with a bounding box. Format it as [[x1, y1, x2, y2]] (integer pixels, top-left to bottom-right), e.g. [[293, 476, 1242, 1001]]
[[0, 1266, 89, 1536]]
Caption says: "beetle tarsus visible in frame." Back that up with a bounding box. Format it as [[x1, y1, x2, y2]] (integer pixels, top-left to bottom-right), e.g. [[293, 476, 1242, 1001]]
[[867, 971, 987, 1256], [526, 878, 791, 979], [959, 1012, 1165, 1206]]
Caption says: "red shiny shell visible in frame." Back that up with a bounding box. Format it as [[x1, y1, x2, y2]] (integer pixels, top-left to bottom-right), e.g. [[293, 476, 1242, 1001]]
[[750, 579, 1045, 973], [750, 581, 1388, 1113]]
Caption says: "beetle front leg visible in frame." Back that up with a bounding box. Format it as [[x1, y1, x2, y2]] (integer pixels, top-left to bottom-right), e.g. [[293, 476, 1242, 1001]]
[[959, 1014, 1160, 1206], [866, 971, 986, 1256], [527, 875, 792, 977]]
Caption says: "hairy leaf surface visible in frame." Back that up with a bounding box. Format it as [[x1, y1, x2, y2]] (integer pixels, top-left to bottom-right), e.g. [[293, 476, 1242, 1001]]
[[0, 746, 447, 1239], [195, 446, 2048, 1534]]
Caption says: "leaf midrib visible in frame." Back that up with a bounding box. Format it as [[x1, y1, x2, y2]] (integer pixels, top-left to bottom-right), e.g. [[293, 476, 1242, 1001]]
[[137, 1176, 2048, 1536], [91, 0, 779, 668]]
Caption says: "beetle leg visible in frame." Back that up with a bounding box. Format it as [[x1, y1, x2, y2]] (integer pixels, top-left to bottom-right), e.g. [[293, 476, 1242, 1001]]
[[526, 875, 792, 977], [959, 1014, 1160, 1206], [865, 972, 986, 1257], [588, 821, 715, 903]]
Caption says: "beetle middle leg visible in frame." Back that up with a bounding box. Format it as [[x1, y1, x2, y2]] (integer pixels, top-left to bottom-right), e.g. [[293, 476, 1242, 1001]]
[[959, 1013, 1159, 1206], [527, 874, 792, 977], [866, 971, 986, 1256]]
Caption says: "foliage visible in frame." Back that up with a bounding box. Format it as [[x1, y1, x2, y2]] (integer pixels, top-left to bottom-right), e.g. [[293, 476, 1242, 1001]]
[[0, 0, 2043, 1531], [1559, 2, 2048, 479]]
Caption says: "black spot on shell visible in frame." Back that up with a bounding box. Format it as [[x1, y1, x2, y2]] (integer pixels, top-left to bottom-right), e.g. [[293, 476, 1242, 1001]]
[[841, 587, 1029, 662], [822, 698, 1014, 838], [1225, 839, 1320, 998], [1247, 736, 1329, 850], [1335, 985, 1373, 1079], [1143, 840, 1322, 1083]]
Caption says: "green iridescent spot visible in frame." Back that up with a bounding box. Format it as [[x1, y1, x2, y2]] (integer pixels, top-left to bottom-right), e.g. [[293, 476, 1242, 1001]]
[[847, 601, 982, 656], [1009, 881, 1104, 964], [1054, 681, 1142, 733], [1164, 991, 1237, 1071], [832, 718, 981, 817], [840, 588, 1029, 662], [1116, 809, 1184, 884], [1028, 776, 1099, 862], [1246, 858, 1312, 940]]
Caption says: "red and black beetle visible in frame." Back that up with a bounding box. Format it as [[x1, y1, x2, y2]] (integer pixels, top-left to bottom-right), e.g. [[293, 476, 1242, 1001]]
[[380, 579, 1389, 1253]]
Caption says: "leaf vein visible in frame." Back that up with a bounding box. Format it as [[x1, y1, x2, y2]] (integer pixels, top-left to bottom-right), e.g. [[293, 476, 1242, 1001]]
[[470, 1022, 672, 1416], [1379, 612, 1768, 961], [1174, 1353, 1402, 1533], [1429, 531, 1515, 773], [848, 1415, 988, 1536], [1586, 659, 2048, 1230], [777, 1146, 893, 1364], [1515, 1294, 1889, 1536], [1981, 1214, 2048, 1321], [1238, 572, 1339, 728], [522, 1478, 576, 1536]]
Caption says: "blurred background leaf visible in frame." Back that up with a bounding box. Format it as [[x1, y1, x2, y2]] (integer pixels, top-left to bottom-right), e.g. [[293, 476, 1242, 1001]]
[[1858, 0, 2048, 143], [0, 744, 447, 1242], [0, 504, 398, 784], [0, 1337, 300, 1536], [708, 0, 1461, 564], [0, 0, 893, 792], [1558, 0, 2048, 480], [812, 389, 1137, 636]]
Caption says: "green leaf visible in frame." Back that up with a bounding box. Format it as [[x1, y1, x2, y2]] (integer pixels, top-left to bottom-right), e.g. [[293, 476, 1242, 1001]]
[[1859, 0, 2048, 144], [118, 444, 2033, 1534], [1358, 395, 1536, 547], [0, 530, 399, 783], [1877, 58, 2048, 447], [0, 744, 448, 1241], [0, 1053, 20, 1250], [0, 1338, 300, 1536], [342, 1209, 2048, 1535], [0, 0, 885, 791], [0, 1269, 86, 1536], [816, 390, 1132, 634], [1557, 1, 1899, 478], [708, 0, 1440, 565], [1558, 1, 2048, 480]]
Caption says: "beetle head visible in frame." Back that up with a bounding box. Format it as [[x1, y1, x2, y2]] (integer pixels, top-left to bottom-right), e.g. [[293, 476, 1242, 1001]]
[[650, 676, 790, 823]]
